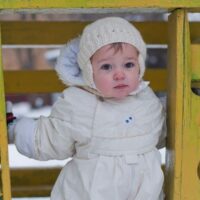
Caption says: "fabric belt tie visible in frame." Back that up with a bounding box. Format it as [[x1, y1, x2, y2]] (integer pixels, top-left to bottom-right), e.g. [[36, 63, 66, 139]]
[[76, 134, 158, 164]]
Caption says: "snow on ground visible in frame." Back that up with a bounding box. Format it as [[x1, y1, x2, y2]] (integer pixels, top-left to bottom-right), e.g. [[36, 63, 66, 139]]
[[9, 144, 69, 168]]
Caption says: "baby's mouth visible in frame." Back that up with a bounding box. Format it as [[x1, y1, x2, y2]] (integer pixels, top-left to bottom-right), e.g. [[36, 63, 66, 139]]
[[114, 84, 128, 89]]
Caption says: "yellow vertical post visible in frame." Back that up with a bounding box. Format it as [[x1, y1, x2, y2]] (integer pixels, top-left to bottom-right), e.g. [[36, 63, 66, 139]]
[[0, 24, 11, 200], [166, 9, 200, 200], [180, 18, 200, 200], [166, 9, 186, 200]]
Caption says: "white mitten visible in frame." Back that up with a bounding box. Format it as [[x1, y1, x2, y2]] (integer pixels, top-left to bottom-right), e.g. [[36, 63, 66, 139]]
[[14, 117, 37, 158], [6, 101, 37, 158]]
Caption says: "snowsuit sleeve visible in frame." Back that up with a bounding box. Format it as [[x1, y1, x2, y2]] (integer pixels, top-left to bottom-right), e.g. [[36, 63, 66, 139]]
[[13, 87, 96, 161], [33, 97, 76, 160], [13, 94, 76, 161], [33, 87, 96, 160]]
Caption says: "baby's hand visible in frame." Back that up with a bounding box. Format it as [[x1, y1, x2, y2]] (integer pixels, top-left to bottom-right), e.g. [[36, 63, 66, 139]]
[[6, 101, 17, 143]]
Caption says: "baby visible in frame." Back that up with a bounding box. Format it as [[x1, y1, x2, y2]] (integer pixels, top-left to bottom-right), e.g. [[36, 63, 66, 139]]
[[8, 17, 166, 200]]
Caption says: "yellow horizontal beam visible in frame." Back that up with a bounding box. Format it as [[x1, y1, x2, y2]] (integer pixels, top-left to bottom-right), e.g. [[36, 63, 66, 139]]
[[0, 0, 200, 10], [8, 165, 166, 197], [4, 70, 65, 94], [10, 167, 61, 197], [4, 69, 200, 94], [4, 69, 167, 94], [1, 21, 200, 45], [1, 21, 168, 45]]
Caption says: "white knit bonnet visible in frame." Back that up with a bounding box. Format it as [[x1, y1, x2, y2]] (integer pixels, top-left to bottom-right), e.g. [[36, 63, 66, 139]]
[[55, 17, 147, 94], [77, 17, 147, 88]]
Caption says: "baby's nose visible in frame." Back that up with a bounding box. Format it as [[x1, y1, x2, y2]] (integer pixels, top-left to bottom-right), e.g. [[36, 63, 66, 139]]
[[113, 70, 125, 80]]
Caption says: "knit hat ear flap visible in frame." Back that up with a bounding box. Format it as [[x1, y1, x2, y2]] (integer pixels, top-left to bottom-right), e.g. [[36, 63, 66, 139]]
[[81, 60, 96, 88], [138, 54, 146, 79]]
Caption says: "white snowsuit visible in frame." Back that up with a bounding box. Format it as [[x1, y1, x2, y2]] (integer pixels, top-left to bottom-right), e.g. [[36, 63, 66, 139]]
[[13, 85, 166, 200]]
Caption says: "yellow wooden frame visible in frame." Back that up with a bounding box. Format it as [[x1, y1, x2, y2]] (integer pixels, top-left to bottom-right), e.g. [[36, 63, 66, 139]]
[[0, 25, 11, 200], [0, 2, 199, 200], [0, 0, 200, 10]]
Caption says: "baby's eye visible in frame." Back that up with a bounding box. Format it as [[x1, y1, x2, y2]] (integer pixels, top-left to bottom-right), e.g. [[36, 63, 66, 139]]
[[100, 64, 112, 71], [125, 62, 135, 68]]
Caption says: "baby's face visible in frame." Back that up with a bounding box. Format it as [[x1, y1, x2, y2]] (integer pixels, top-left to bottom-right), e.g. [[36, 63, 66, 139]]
[[91, 43, 140, 100]]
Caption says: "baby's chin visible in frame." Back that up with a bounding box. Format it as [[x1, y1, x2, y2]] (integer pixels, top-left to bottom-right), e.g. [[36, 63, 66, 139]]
[[102, 92, 130, 100], [102, 88, 137, 100], [97, 85, 139, 100], [113, 94, 130, 100]]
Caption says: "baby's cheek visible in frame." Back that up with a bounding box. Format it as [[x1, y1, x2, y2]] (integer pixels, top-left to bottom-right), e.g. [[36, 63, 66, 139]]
[[131, 78, 140, 91], [97, 81, 110, 93]]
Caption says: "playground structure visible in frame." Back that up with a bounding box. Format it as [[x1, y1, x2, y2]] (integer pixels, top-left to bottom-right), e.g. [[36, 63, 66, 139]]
[[0, 1, 200, 200]]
